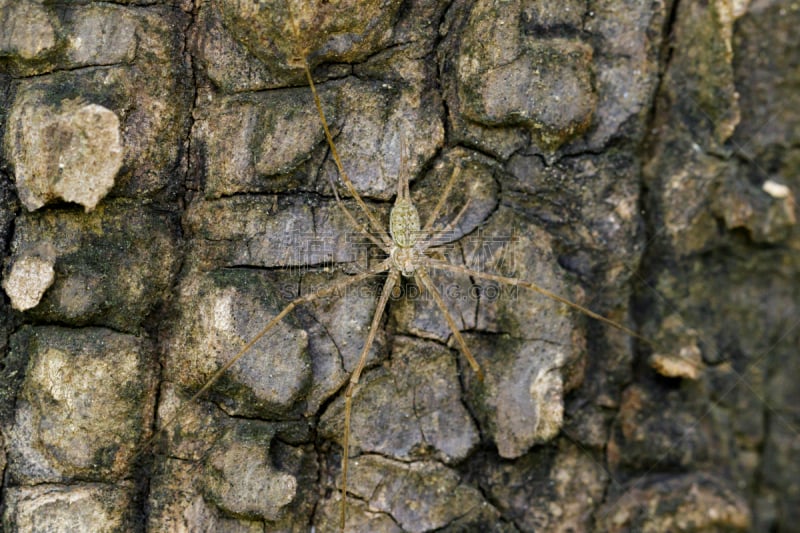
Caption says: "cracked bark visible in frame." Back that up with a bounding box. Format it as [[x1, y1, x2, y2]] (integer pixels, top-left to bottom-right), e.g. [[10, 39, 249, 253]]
[[1, 0, 798, 532]]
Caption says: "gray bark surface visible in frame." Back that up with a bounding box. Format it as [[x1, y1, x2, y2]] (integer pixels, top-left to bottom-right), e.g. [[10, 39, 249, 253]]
[[0, 1, 797, 531]]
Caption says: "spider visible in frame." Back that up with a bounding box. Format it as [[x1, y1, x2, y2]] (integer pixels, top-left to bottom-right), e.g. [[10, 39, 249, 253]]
[[152, 3, 649, 530]]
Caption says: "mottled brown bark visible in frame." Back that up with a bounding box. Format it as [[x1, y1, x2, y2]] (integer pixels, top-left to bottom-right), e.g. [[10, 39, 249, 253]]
[[1, 1, 797, 532]]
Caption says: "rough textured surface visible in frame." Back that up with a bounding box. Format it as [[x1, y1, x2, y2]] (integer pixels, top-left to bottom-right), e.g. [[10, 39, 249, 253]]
[[316, 455, 503, 532], [148, 385, 317, 531], [320, 336, 480, 463], [1, 0, 798, 532], [194, 64, 444, 202], [2, 243, 56, 311], [3, 483, 138, 532], [596, 473, 752, 532], [0, 1, 57, 62], [5, 326, 156, 484], [477, 439, 608, 531], [5, 98, 123, 212], [1, 2, 192, 202], [165, 269, 312, 418], [6, 201, 180, 332], [457, 8, 597, 152]]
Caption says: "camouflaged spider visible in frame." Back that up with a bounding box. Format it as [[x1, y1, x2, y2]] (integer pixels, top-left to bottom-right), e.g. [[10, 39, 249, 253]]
[[155, 3, 649, 530]]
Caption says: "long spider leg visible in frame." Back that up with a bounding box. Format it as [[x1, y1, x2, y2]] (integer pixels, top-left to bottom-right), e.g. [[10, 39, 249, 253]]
[[326, 168, 391, 253], [415, 267, 484, 380], [135, 259, 393, 463], [340, 268, 400, 530], [422, 257, 653, 347], [301, 61, 394, 249], [419, 163, 462, 242], [285, 6, 393, 249], [397, 134, 408, 200], [420, 197, 472, 249]]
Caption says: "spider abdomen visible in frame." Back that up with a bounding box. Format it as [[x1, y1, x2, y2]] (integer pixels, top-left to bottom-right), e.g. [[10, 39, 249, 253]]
[[389, 199, 420, 248]]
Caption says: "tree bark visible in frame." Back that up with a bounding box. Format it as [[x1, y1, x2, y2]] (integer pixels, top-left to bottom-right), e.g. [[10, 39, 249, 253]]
[[1, 0, 797, 531]]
